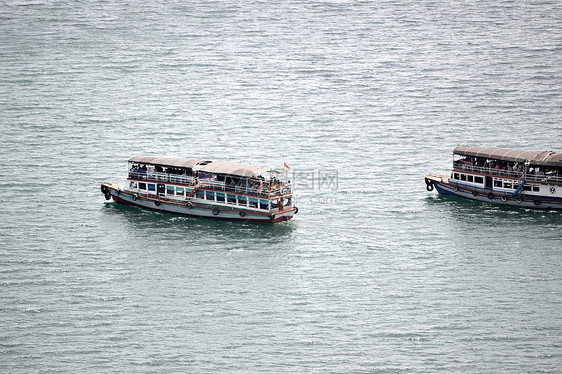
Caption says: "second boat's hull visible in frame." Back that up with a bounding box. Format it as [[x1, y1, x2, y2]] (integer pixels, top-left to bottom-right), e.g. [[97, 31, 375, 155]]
[[425, 175, 562, 210]]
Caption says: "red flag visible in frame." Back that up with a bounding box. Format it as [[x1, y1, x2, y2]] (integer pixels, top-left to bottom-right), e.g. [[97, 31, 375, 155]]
[[284, 162, 290, 169]]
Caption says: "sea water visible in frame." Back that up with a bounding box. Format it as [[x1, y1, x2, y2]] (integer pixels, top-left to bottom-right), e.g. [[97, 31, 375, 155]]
[[0, 0, 561, 372]]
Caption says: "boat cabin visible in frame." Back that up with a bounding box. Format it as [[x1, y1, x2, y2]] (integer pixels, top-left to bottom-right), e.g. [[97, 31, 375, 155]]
[[126, 156, 291, 203], [452, 146, 562, 184]]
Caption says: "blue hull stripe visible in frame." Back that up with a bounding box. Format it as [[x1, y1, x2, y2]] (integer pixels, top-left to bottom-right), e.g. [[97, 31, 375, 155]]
[[431, 181, 562, 209]]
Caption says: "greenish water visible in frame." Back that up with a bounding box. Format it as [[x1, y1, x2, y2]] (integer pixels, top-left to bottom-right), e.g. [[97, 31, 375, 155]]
[[1, 0, 561, 372]]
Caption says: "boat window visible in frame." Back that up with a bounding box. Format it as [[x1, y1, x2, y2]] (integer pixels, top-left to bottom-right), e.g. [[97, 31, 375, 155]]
[[259, 199, 269, 210], [206, 191, 215, 201], [176, 187, 184, 196], [227, 194, 236, 204], [467, 175, 474, 182], [216, 192, 225, 203], [523, 185, 532, 191], [148, 183, 156, 191], [474, 176, 483, 184], [454, 173, 459, 180], [460, 174, 467, 181], [139, 182, 147, 190], [196, 190, 204, 199], [533, 185, 540, 192], [249, 197, 258, 208], [167, 186, 175, 196], [504, 182, 512, 189], [494, 180, 503, 188], [238, 196, 247, 206]]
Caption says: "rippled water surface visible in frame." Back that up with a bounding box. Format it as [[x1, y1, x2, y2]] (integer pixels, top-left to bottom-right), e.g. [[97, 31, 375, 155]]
[[1, 0, 561, 372]]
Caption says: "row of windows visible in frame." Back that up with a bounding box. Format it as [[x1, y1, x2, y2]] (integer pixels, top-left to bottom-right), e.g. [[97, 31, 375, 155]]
[[452, 173, 484, 184], [133, 182, 280, 210], [136, 182, 187, 196], [450, 173, 541, 192], [195, 190, 275, 210], [494, 179, 540, 192]]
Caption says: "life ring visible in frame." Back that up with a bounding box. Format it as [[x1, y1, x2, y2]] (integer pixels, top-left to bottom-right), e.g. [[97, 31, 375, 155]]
[[133, 194, 138, 201], [155, 200, 161, 206], [104, 192, 111, 200], [239, 211, 246, 217], [487, 192, 494, 200], [212, 208, 220, 215], [515, 195, 522, 203], [186, 202, 193, 209], [294, 207, 298, 214], [534, 200, 541, 206], [453, 185, 459, 192], [501, 195, 507, 202], [426, 183, 434, 192], [472, 190, 478, 197], [101, 185, 108, 194]]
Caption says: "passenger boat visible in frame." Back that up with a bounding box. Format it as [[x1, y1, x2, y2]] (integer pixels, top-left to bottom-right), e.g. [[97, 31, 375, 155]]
[[101, 156, 298, 222], [425, 146, 562, 209]]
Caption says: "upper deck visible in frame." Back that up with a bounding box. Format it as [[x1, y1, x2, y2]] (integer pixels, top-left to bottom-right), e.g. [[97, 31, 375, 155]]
[[127, 156, 292, 198]]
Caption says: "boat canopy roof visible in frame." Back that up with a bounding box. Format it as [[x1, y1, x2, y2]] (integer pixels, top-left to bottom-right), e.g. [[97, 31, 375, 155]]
[[454, 146, 562, 167], [196, 161, 268, 178], [128, 156, 269, 178], [129, 156, 203, 169]]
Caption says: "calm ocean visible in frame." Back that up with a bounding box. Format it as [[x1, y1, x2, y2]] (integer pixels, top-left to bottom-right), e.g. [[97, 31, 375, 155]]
[[1, 0, 561, 372]]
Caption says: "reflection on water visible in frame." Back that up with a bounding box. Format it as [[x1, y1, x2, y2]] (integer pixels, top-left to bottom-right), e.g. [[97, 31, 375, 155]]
[[425, 194, 562, 227], [102, 201, 296, 245]]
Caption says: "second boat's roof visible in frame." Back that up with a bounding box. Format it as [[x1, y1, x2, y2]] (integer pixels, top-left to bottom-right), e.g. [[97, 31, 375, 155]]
[[454, 146, 562, 167]]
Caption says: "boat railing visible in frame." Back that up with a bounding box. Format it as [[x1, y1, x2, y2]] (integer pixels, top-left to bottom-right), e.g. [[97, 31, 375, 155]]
[[129, 170, 197, 185], [454, 164, 562, 184], [129, 170, 293, 197], [198, 179, 292, 197]]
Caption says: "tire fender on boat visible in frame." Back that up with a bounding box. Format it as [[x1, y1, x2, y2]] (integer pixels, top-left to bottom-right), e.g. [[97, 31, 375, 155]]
[[186, 202, 193, 209], [101, 185, 108, 194], [501, 195, 507, 202], [516, 195, 522, 203], [534, 200, 541, 206], [453, 184, 459, 192], [294, 207, 298, 214], [472, 190, 478, 197], [104, 191, 111, 200], [239, 211, 246, 217], [155, 200, 161, 206], [426, 183, 434, 192], [270, 214, 275, 221], [133, 194, 138, 201], [487, 192, 494, 200], [212, 208, 220, 215]]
